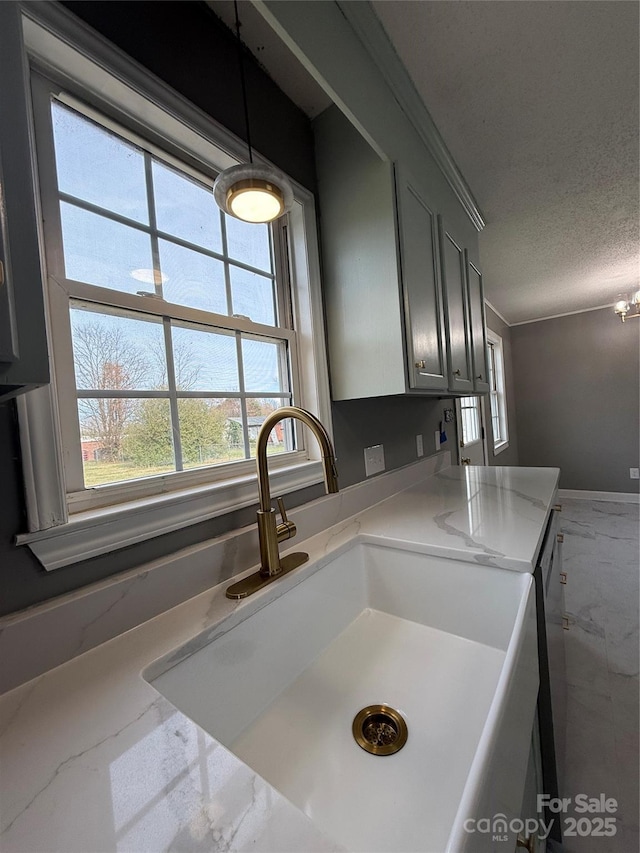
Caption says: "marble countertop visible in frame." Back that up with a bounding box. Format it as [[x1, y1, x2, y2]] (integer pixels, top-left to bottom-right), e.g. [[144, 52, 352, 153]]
[[0, 464, 559, 853], [358, 465, 560, 570]]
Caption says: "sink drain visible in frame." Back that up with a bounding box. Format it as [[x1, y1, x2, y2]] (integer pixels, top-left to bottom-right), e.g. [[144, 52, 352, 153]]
[[352, 705, 408, 756]]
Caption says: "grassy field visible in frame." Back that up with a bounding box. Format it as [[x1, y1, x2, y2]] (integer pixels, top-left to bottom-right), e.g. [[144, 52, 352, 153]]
[[82, 445, 286, 487]]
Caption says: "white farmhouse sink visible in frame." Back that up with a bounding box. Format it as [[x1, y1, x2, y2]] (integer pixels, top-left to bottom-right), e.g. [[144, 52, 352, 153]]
[[147, 542, 538, 852]]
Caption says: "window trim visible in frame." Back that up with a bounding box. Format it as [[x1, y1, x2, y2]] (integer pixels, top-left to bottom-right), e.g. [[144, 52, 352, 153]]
[[486, 328, 509, 456], [15, 6, 332, 571]]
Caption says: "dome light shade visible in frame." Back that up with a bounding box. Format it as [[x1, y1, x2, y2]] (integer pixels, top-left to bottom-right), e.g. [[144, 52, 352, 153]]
[[213, 163, 293, 224]]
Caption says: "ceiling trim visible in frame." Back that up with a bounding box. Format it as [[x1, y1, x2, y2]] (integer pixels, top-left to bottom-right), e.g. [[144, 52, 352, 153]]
[[338, 0, 486, 232], [510, 303, 616, 328], [484, 300, 512, 328]]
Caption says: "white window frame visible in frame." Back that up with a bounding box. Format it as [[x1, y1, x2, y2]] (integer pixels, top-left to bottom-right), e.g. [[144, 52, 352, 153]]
[[486, 328, 509, 456], [15, 6, 332, 571]]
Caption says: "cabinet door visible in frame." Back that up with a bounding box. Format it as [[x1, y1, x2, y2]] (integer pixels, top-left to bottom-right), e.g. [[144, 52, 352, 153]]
[[395, 170, 447, 391], [0, 3, 49, 399], [439, 219, 473, 393], [466, 255, 490, 393]]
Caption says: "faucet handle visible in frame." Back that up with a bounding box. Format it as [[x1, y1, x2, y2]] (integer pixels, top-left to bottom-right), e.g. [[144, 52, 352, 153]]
[[276, 497, 289, 523], [276, 497, 297, 542]]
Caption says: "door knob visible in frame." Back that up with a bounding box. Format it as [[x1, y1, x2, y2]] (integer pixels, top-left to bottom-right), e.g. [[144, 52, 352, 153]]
[[453, 368, 461, 376]]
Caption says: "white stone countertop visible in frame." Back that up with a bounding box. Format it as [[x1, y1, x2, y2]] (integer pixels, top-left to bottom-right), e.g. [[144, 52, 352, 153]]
[[0, 464, 559, 853]]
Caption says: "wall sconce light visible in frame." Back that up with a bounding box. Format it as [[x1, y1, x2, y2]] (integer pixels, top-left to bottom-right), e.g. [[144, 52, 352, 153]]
[[213, 2, 293, 224], [614, 290, 640, 323]]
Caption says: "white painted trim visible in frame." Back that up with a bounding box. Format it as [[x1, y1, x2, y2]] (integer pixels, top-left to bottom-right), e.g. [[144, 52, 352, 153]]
[[16, 460, 325, 571], [558, 489, 639, 504], [484, 299, 511, 328], [334, 1, 485, 232], [510, 304, 616, 327], [493, 440, 510, 457]]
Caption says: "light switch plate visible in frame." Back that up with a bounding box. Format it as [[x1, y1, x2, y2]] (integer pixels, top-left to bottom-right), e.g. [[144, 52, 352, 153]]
[[630, 468, 639, 480], [416, 434, 424, 457], [364, 444, 385, 477]]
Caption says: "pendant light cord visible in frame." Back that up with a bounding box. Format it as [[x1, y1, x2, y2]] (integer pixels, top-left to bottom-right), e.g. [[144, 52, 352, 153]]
[[234, 0, 253, 164]]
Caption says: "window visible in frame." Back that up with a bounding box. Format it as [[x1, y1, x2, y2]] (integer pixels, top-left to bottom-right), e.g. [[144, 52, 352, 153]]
[[16, 11, 330, 570], [39, 92, 299, 509], [487, 330, 509, 454], [458, 396, 481, 446]]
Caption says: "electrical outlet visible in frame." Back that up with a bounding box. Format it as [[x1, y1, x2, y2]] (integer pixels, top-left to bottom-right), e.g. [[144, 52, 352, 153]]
[[416, 434, 424, 457], [630, 468, 639, 480], [364, 444, 385, 477], [435, 430, 440, 451]]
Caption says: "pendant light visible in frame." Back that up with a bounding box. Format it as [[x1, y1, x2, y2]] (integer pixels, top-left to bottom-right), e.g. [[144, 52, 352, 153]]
[[213, 2, 293, 224]]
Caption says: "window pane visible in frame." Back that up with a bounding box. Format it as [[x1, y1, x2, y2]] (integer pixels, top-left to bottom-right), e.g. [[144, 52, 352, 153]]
[[52, 102, 148, 224], [230, 266, 276, 326], [242, 338, 285, 393], [70, 307, 166, 390], [61, 203, 153, 294], [179, 398, 244, 469], [158, 239, 227, 314], [79, 397, 175, 485], [225, 215, 272, 273], [246, 397, 294, 458], [152, 160, 222, 253], [170, 325, 239, 392]]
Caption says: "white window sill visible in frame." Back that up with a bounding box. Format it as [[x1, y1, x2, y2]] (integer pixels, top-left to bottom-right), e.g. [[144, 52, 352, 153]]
[[493, 440, 510, 456], [16, 460, 324, 571]]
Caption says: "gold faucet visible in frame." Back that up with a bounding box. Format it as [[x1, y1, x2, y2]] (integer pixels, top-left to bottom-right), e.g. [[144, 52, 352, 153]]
[[226, 406, 339, 599]]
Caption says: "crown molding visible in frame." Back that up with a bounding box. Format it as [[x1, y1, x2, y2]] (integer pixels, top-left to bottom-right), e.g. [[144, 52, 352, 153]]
[[484, 299, 512, 327], [510, 303, 616, 327], [338, 1, 485, 232]]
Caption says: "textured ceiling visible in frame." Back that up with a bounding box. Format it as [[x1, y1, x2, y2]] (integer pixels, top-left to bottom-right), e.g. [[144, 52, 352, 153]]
[[210, 1, 638, 324], [372, 0, 639, 324]]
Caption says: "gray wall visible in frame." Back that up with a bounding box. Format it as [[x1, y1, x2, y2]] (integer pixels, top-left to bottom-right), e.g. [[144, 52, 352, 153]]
[[333, 397, 453, 487], [511, 308, 639, 492], [485, 305, 519, 467], [0, 2, 457, 616]]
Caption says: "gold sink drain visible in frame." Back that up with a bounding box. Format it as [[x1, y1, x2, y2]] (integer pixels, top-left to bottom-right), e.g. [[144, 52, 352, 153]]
[[352, 705, 408, 756]]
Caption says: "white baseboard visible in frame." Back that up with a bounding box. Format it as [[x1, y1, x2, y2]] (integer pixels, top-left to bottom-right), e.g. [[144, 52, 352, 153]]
[[558, 489, 639, 504]]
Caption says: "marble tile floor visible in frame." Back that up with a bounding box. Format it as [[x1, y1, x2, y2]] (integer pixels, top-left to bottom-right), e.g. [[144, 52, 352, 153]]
[[560, 499, 639, 853]]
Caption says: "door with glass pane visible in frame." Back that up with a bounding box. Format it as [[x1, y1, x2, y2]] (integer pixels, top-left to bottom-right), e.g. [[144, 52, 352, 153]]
[[455, 396, 487, 465]]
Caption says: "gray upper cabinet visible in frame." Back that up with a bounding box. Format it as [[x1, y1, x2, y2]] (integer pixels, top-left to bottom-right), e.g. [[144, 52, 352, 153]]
[[466, 255, 490, 394], [314, 104, 487, 401], [395, 169, 448, 391], [0, 3, 49, 401], [439, 220, 473, 394]]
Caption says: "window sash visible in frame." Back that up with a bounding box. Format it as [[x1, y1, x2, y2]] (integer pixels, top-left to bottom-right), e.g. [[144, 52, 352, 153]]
[[30, 69, 304, 512], [486, 335, 508, 450]]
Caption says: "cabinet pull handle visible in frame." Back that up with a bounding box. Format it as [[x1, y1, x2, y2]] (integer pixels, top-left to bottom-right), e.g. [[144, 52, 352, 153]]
[[562, 614, 570, 630], [453, 368, 461, 376], [557, 533, 564, 543], [554, 503, 562, 512], [560, 571, 567, 584], [476, 374, 483, 380], [516, 834, 535, 853], [415, 360, 426, 369]]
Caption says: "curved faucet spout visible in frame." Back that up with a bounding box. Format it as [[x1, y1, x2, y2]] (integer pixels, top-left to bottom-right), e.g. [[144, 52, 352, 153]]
[[226, 406, 339, 598], [256, 406, 339, 513]]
